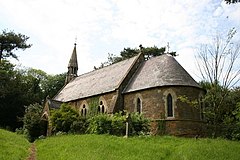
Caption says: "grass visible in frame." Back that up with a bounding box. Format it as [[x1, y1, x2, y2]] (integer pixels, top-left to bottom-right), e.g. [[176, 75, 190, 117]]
[[1, 128, 240, 160], [36, 134, 240, 160], [0, 129, 30, 160]]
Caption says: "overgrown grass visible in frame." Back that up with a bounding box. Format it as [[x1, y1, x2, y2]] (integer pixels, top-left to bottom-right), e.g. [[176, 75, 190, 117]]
[[0, 129, 30, 160], [36, 134, 240, 160]]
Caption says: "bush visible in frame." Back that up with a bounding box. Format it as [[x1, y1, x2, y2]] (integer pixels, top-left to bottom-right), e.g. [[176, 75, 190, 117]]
[[50, 103, 150, 137], [22, 103, 46, 142], [87, 114, 112, 134], [70, 117, 89, 134], [110, 112, 126, 136], [130, 112, 150, 135], [87, 112, 150, 136], [51, 103, 79, 133]]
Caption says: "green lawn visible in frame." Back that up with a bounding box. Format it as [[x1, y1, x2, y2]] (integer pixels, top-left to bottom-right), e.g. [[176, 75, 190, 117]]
[[36, 134, 240, 160], [1, 129, 240, 160], [0, 129, 30, 160]]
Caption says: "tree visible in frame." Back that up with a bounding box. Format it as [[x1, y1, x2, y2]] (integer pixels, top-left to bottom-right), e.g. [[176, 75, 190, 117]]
[[41, 73, 66, 98], [95, 45, 176, 69], [0, 29, 32, 62], [225, 0, 240, 4], [196, 28, 240, 136], [196, 27, 240, 89], [0, 62, 44, 130], [0, 60, 66, 130], [0, 60, 25, 130]]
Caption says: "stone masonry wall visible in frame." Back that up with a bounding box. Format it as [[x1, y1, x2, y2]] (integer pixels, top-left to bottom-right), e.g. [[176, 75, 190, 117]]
[[124, 86, 205, 135], [68, 91, 118, 114]]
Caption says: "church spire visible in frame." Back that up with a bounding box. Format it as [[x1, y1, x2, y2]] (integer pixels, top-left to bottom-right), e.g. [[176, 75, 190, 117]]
[[65, 43, 78, 84]]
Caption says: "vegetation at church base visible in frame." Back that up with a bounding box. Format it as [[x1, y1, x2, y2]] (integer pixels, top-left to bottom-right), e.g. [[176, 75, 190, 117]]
[[35, 134, 240, 160], [50, 104, 150, 136], [0, 129, 30, 160]]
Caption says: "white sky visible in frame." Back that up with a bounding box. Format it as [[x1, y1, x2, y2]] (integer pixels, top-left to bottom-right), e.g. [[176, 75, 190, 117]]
[[0, 0, 240, 82]]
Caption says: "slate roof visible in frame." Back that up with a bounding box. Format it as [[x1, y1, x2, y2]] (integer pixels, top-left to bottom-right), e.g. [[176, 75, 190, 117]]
[[123, 54, 201, 93], [47, 98, 62, 109], [54, 56, 139, 102]]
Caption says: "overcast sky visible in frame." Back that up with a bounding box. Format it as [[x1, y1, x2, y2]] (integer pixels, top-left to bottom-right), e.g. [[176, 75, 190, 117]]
[[0, 0, 240, 81]]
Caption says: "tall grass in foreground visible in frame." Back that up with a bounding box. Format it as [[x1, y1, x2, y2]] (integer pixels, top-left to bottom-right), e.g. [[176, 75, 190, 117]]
[[0, 129, 30, 160], [36, 134, 240, 160]]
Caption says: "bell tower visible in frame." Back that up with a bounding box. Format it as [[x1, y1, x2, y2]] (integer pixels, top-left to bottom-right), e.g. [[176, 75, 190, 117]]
[[65, 43, 78, 84]]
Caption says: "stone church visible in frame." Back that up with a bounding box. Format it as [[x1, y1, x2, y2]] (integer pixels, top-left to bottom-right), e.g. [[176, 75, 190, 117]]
[[43, 43, 205, 136]]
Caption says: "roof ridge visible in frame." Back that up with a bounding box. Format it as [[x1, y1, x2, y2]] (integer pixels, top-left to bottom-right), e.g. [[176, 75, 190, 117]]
[[75, 55, 139, 79]]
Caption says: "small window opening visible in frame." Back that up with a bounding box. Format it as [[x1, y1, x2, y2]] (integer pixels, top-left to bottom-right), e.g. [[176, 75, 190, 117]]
[[81, 104, 87, 117], [137, 98, 142, 113], [98, 101, 105, 113], [167, 94, 173, 117]]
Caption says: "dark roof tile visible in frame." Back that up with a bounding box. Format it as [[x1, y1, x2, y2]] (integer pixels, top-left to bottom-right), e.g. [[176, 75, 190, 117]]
[[54, 56, 138, 102], [123, 54, 201, 93]]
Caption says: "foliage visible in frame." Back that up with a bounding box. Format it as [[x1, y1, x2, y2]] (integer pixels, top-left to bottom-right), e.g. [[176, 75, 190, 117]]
[[70, 117, 89, 134], [87, 112, 150, 136], [41, 73, 66, 98], [50, 103, 79, 133], [197, 28, 240, 138], [0, 29, 32, 62], [88, 97, 100, 116], [87, 114, 112, 134], [0, 129, 30, 160], [51, 103, 150, 136], [157, 120, 166, 135], [0, 60, 66, 130], [0, 60, 28, 129], [200, 82, 240, 139], [110, 112, 126, 136], [225, 0, 240, 4], [177, 95, 199, 109], [221, 102, 240, 140], [22, 103, 46, 142], [95, 45, 176, 69], [130, 112, 150, 135], [36, 134, 240, 160], [196, 28, 240, 89]]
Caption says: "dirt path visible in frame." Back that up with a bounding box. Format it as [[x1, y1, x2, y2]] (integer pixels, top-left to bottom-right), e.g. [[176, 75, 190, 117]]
[[27, 143, 36, 160]]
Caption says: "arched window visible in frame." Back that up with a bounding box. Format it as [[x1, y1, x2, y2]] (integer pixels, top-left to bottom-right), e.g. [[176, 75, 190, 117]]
[[98, 101, 105, 113], [102, 105, 105, 113], [80, 104, 87, 117], [136, 98, 142, 113], [97, 105, 101, 113], [167, 94, 173, 117]]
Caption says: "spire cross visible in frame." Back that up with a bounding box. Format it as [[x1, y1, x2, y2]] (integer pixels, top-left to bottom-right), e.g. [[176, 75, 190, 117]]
[[75, 36, 77, 45], [167, 42, 170, 53]]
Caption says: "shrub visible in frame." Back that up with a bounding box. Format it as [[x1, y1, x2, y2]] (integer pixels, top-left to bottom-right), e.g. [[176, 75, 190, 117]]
[[130, 112, 150, 135], [87, 114, 112, 134], [51, 103, 79, 133], [22, 103, 46, 142], [87, 112, 150, 136], [110, 112, 126, 136], [70, 117, 89, 134]]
